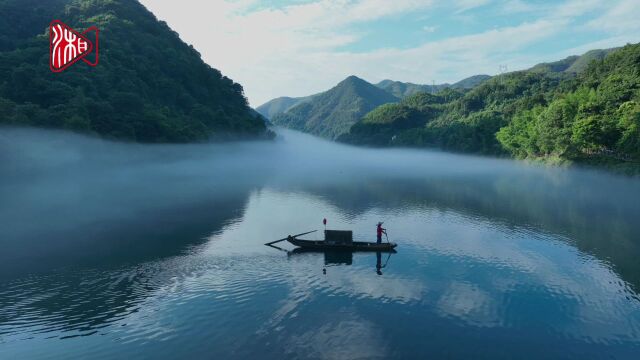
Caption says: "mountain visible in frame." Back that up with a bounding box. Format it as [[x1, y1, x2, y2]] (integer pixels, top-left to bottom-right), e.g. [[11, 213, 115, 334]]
[[566, 48, 618, 73], [375, 80, 446, 98], [340, 43, 640, 173], [375, 75, 490, 98], [270, 75, 399, 139], [256, 96, 311, 119], [339, 91, 452, 146], [451, 75, 492, 89], [259, 75, 490, 121], [528, 48, 618, 74], [265, 73, 489, 139], [0, 0, 269, 142], [498, 43, 640, 167]]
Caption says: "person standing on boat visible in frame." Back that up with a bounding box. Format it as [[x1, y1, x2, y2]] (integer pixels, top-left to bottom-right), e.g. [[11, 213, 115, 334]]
[[376, 222, 386, 244]]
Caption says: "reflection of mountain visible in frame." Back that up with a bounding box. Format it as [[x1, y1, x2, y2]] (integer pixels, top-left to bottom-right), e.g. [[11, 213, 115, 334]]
[[0, 128, 264, 335], [3, 126, 640, 349], [0, 128, 263, 277], [289, 173, 640, 291]]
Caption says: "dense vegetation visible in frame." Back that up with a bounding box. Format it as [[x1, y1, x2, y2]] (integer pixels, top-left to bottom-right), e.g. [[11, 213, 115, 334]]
[[339, 91, 452, 146], [340, 44, 640, 172], [528, 49, 614, 74], [259, 75, 489, 124], [256, 96, 311, 119], [0, 0, 269, 142], [270, 76, 398, 139], [497, 45, 640, 163], [392, 71, 567, 154], [375, 75, 490, 99]]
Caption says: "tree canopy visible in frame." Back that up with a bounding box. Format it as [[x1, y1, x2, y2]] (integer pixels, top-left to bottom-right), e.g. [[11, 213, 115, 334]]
[[340, 43, 640, 172], [0, 0, 269, 142]]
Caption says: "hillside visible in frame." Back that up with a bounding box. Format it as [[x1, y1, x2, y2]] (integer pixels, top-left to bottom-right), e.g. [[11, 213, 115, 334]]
[[339, 91, 454, 146], [0, 0, 269, 142], [270, 76, 399, 139], [451, 75, 492, 89], [566, 48, 618, 73], [340, 43, 640, 173], [529, 48, 617, 74], [375, 75, 490, 98], [259, 74, 489, 122], [498, 43, 640, 167], [255, 96, 311, 119], [375, 80, 447, 98]]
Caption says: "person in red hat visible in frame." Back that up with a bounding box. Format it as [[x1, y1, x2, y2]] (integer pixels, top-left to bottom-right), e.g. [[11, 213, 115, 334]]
[[376, 222, 386, 244]]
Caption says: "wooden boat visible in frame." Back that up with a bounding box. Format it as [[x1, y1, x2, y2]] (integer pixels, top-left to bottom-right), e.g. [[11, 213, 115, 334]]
[[287, 237, 397, 251], [266, 229, 398, 252]]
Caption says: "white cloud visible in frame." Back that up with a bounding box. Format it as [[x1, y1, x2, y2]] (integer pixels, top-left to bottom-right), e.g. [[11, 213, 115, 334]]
[[423, 25, 437, 33], [454, 0, 492, 14], [500, 0, 536, 14], [586, 0, 640, 34], [553, 0, 603, 18], [139, 0, 435, 105], [558, 35, 640, 57], [138, 0, 640, 106], [280, 19, 565, 95]]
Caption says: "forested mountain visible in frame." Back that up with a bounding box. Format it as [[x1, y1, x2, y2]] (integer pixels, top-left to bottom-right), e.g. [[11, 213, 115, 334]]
[[375, 75, 490, 98], [529, 48, 617, 74], [256, 96, 312, 119], [451, 75, 493, 89], [340, 43, 640, 173], [259, 75, 489, 121], [260, 49, 610, 122], [498, 44, 640, 166], [0, 0, 269, 142], [375, 80, 448, 98], [270, 75, 399, 139]]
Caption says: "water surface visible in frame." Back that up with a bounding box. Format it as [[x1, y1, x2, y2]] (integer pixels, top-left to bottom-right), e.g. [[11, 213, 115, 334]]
[[1, 127, 640, 359]]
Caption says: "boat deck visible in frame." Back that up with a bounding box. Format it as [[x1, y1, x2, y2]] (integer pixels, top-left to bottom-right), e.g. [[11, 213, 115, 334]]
[[288, 238, 397, 252]]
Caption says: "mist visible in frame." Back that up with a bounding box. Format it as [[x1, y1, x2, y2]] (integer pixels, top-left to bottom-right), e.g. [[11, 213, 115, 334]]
[[1, 126, 639, 281]]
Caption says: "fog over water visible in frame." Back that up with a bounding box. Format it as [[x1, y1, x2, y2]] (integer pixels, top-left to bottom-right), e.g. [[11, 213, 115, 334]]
[[1, 126, 640, 359]]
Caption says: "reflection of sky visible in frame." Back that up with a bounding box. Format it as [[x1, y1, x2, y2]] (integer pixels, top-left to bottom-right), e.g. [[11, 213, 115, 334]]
[[285, 315, 389, 360], [3, 128, 640, 358], [3, 186, 639, 359], [208, 189, 640, 343]]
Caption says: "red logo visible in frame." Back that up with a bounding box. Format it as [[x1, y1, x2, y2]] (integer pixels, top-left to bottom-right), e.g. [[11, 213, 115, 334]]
[[49, 20, 99, 73]]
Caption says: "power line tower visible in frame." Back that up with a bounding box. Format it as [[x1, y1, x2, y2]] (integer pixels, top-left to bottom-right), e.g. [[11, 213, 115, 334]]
[[498, 65, 508, 86], [431, 80, 435, 95]]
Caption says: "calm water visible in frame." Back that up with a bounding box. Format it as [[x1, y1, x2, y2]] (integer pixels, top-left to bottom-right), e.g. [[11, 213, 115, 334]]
[[1, 127, 640, 359]]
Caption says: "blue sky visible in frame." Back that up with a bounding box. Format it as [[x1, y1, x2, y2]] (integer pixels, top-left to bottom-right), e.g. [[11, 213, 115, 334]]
[[139, 0, 640, 106]]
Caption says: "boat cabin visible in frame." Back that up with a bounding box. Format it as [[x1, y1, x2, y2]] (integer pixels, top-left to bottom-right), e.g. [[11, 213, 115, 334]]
[[324, 230, 353, 245]]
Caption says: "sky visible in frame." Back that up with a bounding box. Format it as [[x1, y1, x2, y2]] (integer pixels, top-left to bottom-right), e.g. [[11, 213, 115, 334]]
[[138, 0, 640, 106]]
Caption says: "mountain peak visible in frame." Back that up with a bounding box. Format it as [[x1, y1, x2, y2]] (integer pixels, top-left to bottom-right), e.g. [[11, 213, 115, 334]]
[[338, 75, 369, 86], [271, 75, 399, 139]]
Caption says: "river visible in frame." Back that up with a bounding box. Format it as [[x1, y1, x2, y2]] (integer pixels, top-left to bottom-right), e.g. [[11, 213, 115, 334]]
[[1, 127, 639, 359]]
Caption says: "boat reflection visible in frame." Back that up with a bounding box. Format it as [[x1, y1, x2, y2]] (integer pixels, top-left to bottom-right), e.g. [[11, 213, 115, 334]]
[[287, 248, 396, 275]]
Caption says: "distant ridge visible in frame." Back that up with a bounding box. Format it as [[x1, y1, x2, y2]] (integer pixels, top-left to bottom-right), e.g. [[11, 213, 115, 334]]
[[262, 46, 623, 148], [256, 96, 312, 119], [260, 74, 490, 121], [336, 42, 640, 173], [270, 75, 399, 139], [375, 75, 490, 98], [528, 48, 619, 74]]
